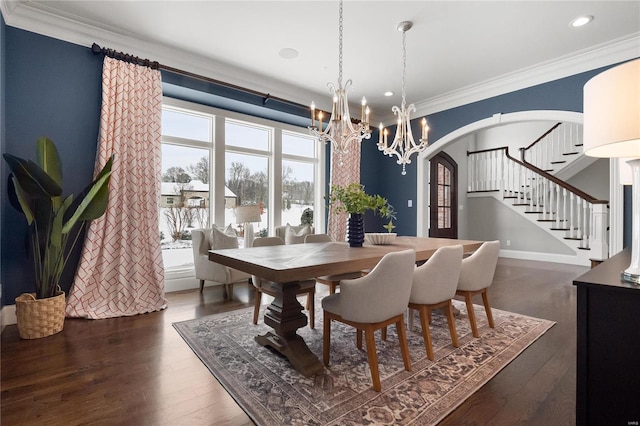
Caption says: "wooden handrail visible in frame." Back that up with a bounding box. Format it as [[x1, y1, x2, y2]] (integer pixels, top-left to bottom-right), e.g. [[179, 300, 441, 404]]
[[467, 146, 608, 204], [521, 122, 562, 153]]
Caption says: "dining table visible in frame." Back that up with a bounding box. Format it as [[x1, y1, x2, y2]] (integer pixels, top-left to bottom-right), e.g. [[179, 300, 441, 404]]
[[209, 235, 484, 377]]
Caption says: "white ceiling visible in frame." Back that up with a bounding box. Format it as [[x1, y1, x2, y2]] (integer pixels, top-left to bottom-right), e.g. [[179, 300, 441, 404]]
[[2, 1, 639, 124]]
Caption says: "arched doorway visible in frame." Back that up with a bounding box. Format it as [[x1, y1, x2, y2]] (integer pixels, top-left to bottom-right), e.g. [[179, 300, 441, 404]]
[[414, 110, 624, 248], [429, 152, 458, 239]]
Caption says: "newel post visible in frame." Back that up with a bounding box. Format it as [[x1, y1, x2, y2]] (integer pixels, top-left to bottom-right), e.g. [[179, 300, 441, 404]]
[[590, 203, 609, 261]]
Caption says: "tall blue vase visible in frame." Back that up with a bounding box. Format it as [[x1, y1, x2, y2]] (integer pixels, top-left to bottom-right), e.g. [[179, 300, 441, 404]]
[[347, 213, 365, 247]]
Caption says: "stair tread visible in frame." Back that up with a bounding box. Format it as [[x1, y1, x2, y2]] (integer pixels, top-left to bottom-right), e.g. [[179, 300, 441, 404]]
[[550, 160, 567, 164], [563, 152, 579, 156]]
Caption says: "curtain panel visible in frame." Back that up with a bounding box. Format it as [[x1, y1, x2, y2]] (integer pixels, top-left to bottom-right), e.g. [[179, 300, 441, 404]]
[[66, 57, 167, 319], [327, 148, 361, 242]]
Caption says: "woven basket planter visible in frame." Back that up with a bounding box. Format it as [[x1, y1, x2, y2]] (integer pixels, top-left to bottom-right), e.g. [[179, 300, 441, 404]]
[[15, 291, 66, 339]]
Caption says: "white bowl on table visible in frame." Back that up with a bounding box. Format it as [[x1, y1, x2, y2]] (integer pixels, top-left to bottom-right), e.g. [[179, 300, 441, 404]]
[[365, 233, 397, 245]]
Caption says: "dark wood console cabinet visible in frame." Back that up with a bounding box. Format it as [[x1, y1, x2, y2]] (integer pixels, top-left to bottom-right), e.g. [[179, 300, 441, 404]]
[[573, 248, 640, 425]]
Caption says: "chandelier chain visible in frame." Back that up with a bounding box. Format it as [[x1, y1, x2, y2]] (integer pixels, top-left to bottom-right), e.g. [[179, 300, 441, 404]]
[[338, 0, 343, 87], [401, 29, 407, 109]]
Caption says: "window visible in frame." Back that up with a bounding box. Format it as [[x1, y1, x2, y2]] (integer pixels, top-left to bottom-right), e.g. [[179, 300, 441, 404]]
[[160, 98, 324, 276], [282, 132, 317, 228], [160, 109, 213, 270]]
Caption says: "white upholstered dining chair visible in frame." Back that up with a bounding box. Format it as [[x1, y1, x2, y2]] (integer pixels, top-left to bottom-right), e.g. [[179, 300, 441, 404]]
[[303, 233, 363, 294], [192, 228, 251, 299], [322, 249, 415, 392], [408, 245, 463, 360], [251, 236, 316, 328], [456, 240, 500, 338]]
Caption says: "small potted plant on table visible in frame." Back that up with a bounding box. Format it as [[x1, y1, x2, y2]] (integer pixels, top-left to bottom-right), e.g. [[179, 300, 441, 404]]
[[327, 183, 395, 247]]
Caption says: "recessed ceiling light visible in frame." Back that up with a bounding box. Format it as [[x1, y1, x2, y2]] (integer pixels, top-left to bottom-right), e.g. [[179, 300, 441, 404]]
[[279, 48, 298, 59], [570, 15, 594, 28], [384, 91, 394, 97]]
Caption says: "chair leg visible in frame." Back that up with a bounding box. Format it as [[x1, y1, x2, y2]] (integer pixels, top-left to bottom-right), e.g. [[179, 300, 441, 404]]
[[364, 326, 381, 392], [357, 329, 363, 350], [381, 326, 387, 341], [199, 279, 205, 293], [445, 300, 459, 348], [419, 306, 434, 361], [253, 288, 262, 325], [396, 317, 412, 372], [462, 292, 480, 338], [227, 283, 234, 300], [323, 311, 331, 366], [329, 281, 337, 294], [308, 291, 315, 329], [407, 308, 414, 331], [482, 289, 495, 329]]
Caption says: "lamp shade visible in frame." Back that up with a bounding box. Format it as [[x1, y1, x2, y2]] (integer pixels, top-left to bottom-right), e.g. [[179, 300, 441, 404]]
[[583, 59, 640, 158], [236, 205, 261, 224]]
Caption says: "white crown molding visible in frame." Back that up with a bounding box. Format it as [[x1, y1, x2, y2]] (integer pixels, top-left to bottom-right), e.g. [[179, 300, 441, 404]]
[[408, 33, 640, 120], [3, 1, 639, 122]]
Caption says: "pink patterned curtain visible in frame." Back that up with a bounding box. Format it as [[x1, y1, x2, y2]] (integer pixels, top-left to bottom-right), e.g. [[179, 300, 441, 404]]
[[66, 57, 167, 319], [327, 147, 361, 242]]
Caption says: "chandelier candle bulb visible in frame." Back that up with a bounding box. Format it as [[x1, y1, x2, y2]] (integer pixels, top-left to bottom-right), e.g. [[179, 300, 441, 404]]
[[365, 107, 370, 124], [361, 97, 366, 122], [421, 118, 428, 141], [318, 111, 323, 131], [310, 102, 316, 128]]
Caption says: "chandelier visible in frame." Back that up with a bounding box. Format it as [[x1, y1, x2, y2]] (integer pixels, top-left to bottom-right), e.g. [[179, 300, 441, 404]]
[[378, 21, 429, 175], [309, 0, 371, 165]]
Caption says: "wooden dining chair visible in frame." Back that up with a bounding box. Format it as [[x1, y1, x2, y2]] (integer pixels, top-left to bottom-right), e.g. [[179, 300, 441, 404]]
[[303, 233, 363, 294], [456, 240, 500, 338], [409, 245, 463, 360], [322, 249, 415, 392], [251, 236, 316, 328]]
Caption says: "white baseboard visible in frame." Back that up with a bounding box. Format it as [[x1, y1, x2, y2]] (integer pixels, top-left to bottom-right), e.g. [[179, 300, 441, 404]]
[[2, 304, 17, 328], [499, 249, 591, 267]]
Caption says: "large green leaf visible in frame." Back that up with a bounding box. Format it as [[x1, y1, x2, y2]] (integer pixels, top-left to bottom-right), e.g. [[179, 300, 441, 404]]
[[8, 175, 35, 224], [3, 154, 62, 198], [62, 171, 112, 234], [63, 155, 113, 226], [36, 137, 63, 188], [32, 197, 53, 260]]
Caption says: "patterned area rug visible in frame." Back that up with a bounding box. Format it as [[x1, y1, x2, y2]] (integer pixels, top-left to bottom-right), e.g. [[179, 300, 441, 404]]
[[173, 299, 554, 425]]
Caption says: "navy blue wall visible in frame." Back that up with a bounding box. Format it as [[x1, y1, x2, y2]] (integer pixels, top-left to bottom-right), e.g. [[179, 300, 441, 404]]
[[1, 13, 6, 308], [1, 27, 102, 305], [361, 65, 623, 237]]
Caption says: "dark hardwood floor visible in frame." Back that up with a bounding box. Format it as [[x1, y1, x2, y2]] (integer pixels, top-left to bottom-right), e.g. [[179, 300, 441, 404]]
[[1, 257, 588, 425]]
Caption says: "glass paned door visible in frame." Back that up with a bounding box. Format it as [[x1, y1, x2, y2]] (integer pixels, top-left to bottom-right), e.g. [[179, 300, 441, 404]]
[[429, 152, 458, 239]]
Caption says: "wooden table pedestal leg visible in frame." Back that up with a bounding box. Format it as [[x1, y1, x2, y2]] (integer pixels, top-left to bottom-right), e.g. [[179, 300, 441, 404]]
[[254, 281, 324, 377]]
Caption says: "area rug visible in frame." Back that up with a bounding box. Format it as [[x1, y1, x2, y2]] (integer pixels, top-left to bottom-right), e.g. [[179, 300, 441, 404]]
[[173, 299, 554, 425]]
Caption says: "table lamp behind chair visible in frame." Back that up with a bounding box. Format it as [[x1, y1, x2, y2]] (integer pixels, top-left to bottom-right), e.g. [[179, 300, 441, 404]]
[[236, 205, 262, 248], [583, 58, 640, 283]]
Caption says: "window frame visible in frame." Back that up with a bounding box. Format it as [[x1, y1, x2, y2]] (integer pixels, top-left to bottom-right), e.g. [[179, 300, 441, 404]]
[[161, 97, 326, 281]]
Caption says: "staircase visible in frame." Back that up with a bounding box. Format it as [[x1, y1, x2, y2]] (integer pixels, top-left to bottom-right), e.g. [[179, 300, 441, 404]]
[[467, 123, 609, 266]]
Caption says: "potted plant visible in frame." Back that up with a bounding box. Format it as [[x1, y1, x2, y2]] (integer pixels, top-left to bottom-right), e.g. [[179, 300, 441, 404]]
[[3, 137, 113, 339], [327, 183, 396, 247]]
